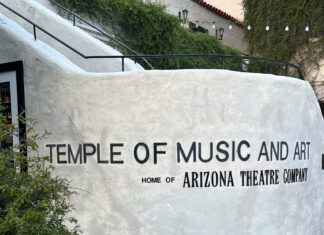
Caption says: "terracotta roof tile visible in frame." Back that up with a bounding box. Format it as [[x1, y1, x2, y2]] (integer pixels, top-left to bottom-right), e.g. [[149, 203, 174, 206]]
[[192, 0, 244, 27]]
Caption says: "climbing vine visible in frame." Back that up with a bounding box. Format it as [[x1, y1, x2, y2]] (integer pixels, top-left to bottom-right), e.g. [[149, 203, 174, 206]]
[[243, 0, 324, 77]]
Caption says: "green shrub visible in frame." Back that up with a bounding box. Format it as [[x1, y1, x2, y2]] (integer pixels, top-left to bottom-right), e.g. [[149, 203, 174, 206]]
[[0, 114, 80, 235], [55, 0, 241, 70]]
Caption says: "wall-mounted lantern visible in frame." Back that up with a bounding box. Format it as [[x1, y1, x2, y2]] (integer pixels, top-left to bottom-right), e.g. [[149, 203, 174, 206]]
[[179, 9, 189, 25], [182, 9, 188, 24], [216, 27, 224, 40]]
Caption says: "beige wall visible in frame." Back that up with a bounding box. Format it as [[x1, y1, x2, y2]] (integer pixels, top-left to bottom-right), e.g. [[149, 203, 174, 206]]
[[204, 0, 243, 21]]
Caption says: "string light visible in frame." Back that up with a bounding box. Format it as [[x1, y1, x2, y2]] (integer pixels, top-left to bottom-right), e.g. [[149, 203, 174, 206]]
[[187, 21, 313, 34], [285, 25, 289, 31]]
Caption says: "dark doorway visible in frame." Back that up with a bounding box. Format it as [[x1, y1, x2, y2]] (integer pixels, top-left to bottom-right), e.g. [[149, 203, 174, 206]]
[[319, 101, 324, 118]]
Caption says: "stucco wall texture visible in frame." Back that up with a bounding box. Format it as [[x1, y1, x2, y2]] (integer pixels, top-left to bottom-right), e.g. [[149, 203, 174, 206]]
[[1, 3, 324, 235]]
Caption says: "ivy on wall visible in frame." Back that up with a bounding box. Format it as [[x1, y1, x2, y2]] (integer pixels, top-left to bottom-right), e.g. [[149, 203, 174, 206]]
[[242, 0, 324, 76], [54, 0, 241, 70]]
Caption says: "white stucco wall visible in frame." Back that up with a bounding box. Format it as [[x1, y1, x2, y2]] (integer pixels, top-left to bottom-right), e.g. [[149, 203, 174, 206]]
[[151, 0, 247, 53], [1, 6, 324, 235], [0, 0, 143, 72]]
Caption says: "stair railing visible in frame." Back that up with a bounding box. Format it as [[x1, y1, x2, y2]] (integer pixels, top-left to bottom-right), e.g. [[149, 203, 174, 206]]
[[0, 2, 304, 79], [49, 0, 154, 70]]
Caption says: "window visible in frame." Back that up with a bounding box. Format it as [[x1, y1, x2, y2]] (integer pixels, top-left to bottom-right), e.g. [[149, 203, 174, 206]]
[[0, 61, 25, 150], [189, 22, 209, 34]]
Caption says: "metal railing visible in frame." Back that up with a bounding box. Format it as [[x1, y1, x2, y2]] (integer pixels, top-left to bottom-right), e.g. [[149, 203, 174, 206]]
[[49, 0, 154, 69], [0, 2, 304, 79], [88, 54, 303, 79]]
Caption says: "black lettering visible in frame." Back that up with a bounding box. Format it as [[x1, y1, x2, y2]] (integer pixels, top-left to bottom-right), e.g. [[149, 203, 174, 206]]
[[306, 142, 310, 159], [204, 172, 210, 187], [57, 144, 67, 164], [198, 142, 213, 163], [83, 143, 96, 164], [153, 142, 167, 164], [293, 142, 300, 160], [111, 143, 124, 164], [270, 142, 279, 161], [183, 172, 190, 188], [46, 144, 56, 163], [134, 142, 149, 164], [192, 172, 198, 187], [177, 142, 196, 163], [216, 141, 229, 162], [211, 172, 218, 187], [228, 171, 234, 186], [68, 144, 82, 164], [280, 142, 289, 160], [258, 141, 269, 161], [238, 140, 250, 161], [220, 171, 226, 186]]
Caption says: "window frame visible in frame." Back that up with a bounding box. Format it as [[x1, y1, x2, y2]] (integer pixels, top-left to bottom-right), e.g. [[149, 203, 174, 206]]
[[0, 60, 26, 170]]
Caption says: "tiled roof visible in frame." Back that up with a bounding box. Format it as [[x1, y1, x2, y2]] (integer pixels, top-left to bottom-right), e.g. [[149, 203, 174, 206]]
[[192, 0, 244, 27]]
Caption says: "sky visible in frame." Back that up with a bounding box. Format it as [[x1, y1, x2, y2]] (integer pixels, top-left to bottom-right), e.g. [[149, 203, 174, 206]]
[[204, 0, 244, 21]]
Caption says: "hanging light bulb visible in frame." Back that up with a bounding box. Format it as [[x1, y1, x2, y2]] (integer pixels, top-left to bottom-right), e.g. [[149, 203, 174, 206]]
[[305, 25, 310, 32], [247, 24, 251, 30], [212, 22, 216, 29], [229, 23, 233, 30], [285, 25, 289, 31], [265, 25, 270, 31]]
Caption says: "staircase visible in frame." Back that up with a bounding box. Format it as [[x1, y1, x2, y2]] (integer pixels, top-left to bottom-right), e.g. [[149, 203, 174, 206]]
[[0, 0, 149, 73]]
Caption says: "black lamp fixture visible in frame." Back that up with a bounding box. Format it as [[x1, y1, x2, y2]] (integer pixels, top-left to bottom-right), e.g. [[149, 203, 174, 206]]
[[211, 22, 224, 40], [181, 9, 188, 24], [216, 27, 224, 40]]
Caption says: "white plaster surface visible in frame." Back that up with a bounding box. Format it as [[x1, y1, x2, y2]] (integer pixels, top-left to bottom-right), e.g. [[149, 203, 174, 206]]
[[44, 70, 324, 235], [1, 6, 324, 235], [0, 0, 143, 72], [38, 68, 324, 235]]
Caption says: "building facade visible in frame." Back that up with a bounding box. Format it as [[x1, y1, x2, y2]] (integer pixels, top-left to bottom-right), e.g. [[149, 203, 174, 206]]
[[1, 1, 324, 234], [152, 0, 248, 54]]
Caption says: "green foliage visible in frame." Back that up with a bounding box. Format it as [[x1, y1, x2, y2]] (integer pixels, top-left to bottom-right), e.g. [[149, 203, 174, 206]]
[[55, 0, 241, 70], [0, 114, 80, 235], [243, 0, 324, 71]]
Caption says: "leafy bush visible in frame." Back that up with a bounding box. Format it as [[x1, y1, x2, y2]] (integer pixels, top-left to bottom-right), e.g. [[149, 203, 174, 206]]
[[0, 114, 80, 235]]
